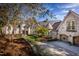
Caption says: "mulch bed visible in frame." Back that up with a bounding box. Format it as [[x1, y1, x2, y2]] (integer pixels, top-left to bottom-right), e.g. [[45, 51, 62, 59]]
[[0, 35, 35, 56]]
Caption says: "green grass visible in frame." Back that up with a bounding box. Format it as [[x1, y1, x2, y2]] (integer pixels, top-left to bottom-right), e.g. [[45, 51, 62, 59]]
[[23, 35, 40, 42]]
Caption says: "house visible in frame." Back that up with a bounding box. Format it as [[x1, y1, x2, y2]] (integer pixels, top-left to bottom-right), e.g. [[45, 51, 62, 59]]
[[2, 24, 13, 35], [38, 20, 61, 39], [57, 10, 79, 45], [39, 21, 53, 33], [47, 23, 53, 31], [2, 23, 31, 35], [51, 21, 61, 39], [2, 19, 41, 35]]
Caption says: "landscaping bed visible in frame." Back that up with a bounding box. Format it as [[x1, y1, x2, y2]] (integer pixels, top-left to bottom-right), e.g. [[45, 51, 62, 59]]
[[0, 35, 35, 56], [0, 34, 53, 56]]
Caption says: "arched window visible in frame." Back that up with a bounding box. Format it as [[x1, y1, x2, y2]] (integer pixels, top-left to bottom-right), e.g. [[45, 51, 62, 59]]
[[72, 21, 75, 29], [67, 20, 76, 32]]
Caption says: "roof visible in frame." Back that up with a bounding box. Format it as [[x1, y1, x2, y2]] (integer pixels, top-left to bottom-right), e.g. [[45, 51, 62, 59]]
[[38, 20, 60, 29], [46, 23, 53, 30], [30, 24, 40, 29], [52, 21, 61, 31], [63, 10, 79, 22]]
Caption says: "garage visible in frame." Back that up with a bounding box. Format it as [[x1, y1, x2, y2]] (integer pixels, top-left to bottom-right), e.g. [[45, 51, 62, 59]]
[[73, 36, 79, 46]]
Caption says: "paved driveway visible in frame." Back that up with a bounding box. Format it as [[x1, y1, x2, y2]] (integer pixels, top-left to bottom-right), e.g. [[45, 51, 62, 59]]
[[46, 41, 79, 56]]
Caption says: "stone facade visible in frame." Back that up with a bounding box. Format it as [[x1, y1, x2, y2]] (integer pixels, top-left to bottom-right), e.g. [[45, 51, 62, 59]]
[[57, 11, 79, 44]]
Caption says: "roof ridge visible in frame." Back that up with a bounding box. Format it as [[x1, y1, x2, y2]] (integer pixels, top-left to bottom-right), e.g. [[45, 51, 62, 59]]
[[69, 10, 79, 17]]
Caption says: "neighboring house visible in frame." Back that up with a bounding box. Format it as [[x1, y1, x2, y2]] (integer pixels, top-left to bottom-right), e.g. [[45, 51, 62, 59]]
[[57, 10, 79, 45], [39, 21, 53, 33], [2, 24, 13, 34], [39, 21, 61, 39], [2, 20, 55, 35], [13, 26, 19, 34], [51, 21, 61, 39], [29, 24, 40, 35], [2, 23, 31, 35], [39, 20, 59, 27], [47, 23, 53, 31]]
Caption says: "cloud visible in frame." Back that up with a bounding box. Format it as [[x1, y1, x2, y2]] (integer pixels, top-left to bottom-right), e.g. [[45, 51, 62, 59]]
[[56, 14, 66, 20], [49, 8, 54, 11], [64, 4, 78, 8], [42, 3, 79, 21], [55, 9, 68, 15], [55, 9, 69, 20], [61, 10, 68, 13], [71, 9, 76, 11], [57, 4, 79, 9]]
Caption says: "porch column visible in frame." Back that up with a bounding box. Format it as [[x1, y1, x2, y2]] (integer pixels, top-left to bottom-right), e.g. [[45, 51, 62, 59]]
[[28, 27, 31, 35]]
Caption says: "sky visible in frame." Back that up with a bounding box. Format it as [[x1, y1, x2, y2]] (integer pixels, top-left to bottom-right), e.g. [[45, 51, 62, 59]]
[[1, 3, 79, 22], [8, 3, 79, 21], [40, 3, 79, 21]]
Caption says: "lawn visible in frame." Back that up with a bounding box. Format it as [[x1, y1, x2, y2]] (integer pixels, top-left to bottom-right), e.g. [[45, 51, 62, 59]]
[[23, 34, 52, 43], [23, 35, 40, 43]]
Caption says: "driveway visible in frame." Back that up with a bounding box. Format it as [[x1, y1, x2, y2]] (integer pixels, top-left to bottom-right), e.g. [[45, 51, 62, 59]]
[[46, 41, 79, 56]]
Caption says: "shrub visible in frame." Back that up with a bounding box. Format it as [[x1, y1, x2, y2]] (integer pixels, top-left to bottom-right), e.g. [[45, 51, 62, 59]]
[[35, 25, 49, 37], [23, 35, 40, 42]]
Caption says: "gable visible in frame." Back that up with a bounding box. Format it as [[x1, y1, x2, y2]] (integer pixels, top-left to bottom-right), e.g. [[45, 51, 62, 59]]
[[57, 11, 79, 30], [64, 11, 79, 22]]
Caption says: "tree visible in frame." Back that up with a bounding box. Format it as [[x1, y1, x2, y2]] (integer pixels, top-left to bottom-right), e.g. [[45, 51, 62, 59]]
[[35, 25, 49, 36], [0, 4, 56, 34], [0, 4, 9, 26], [25, 17, 37, 27], [0, 4, 21, 34], [0, 4, 10, 33], [21, 4, 56, 21], [43, 19, 48, 22]]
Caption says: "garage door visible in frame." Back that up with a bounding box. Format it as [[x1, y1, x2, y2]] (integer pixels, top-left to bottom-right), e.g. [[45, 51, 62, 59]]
[[73, 36, 79, 46]]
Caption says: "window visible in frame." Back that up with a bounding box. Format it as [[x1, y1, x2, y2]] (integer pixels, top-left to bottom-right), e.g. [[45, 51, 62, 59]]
[[72, 21, 75, 30], [67, 20, 76, 32]]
